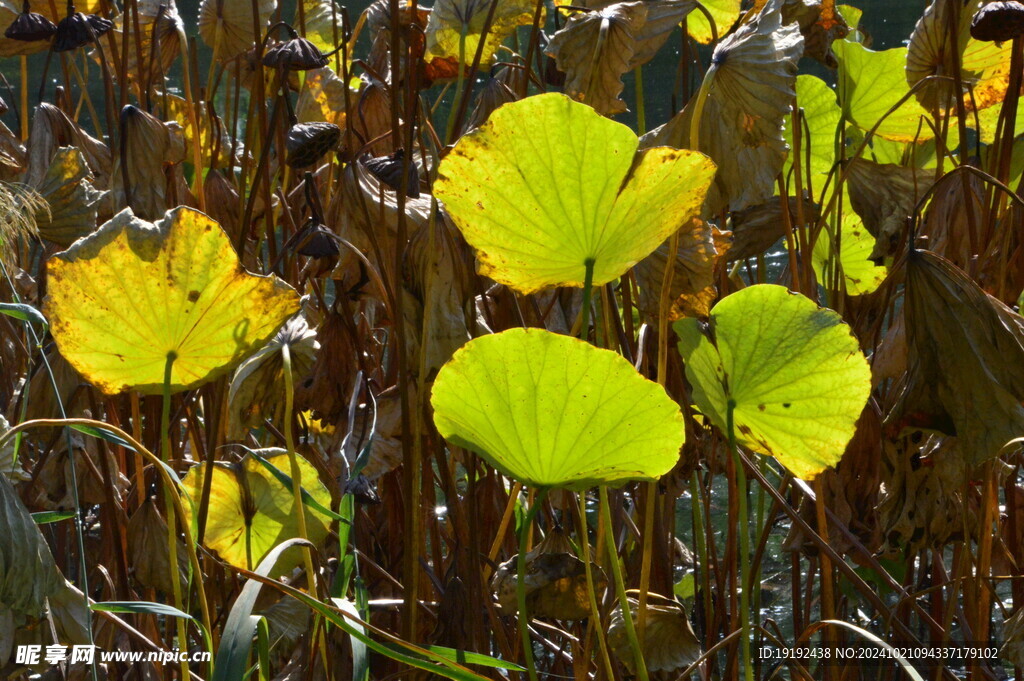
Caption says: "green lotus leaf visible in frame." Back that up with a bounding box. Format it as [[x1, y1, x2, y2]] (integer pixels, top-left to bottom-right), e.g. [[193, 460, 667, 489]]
[[675, 285, 870, 479], [687, 0, 739, 43], [434, 93, 716, 294], [783, 75, 840, 186], [44, 206, 300, 395], [833, 40, 934, 143], [812, 212, 889, 296], [180, 452, 332, 571], [431, 328, 684, 490]]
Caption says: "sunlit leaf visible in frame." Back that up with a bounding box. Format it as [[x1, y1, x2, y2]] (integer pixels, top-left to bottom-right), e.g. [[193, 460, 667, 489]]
[[32, 147, 105, 247], [434, 93, 716, 293], [675, 284, 871, 479], [431, 327, 684, 489], [844, 158, 924, 259], [781, 0, 849, 67], [425, 0, 537, 66], [906, 0, 1011, 113], [644, 0, 803, 213], [833, 40, 934, 142], [112, 106, 187, 220], [783, 75, 841, 186], [811, 212, 889, 295], [101, 0, 183, 90], [296, 0, 344, 57], [687, 0, 739, 43], [44, 206, 300, 395], [180, 452, 332, 571], [609, 593, 700, 674]]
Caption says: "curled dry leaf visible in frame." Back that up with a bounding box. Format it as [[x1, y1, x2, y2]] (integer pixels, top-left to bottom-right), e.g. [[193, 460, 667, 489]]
[[112, 105, 187, 220], [491, 527, 605, 620], [643, 0, 803, 213], [295, 307, 358, 425], [780, 0, 849, 67], [296, 0, 344, 57], [31, 147, 105, 247], [424, 0, 537, 66], [0, 473, 63, 621], [886, 250, 1024, 467], [1002, 606, 1024, 669], [844, 157, 922, 260], [198, 0, 276, 60], [608, 592, 701, 673], [228, 316, 319, 438], [26, 103, 111, 189], [632, 218, 727, 321], [101, 0, 183, 90], [466, 70, 519, 131], [907, 0, 1011, 113], [127, 497, 188, 595], [31, 428, 129, 508], [295, 65, 350, 129], [0, 415, 28, 482], [726, 195, 818, 262], [327, 389, 404, 482]]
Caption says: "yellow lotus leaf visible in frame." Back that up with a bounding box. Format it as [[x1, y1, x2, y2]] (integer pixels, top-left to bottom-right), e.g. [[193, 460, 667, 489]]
[[199, 0, 276, 59], [44, 206, 300, 395], [180, 451, 332, 571], [296, 0, 343, 57], [100, 0, 183, 90], [434, 93, 716, 293], [811, 212, 889, 296], [425, 0, 537, 66], [687, 0, 739, 44], [32, 147, 105, 247], [295, 65, 352, 128]]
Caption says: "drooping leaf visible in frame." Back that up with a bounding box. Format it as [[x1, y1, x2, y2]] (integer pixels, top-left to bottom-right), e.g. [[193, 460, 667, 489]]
[[0, 473, 63, 619], [199, 0, 276, 59], [906, 0, 1011, 113], [781, 0, 849, 67], [545, 3, 647, 116], [632, 219, 727, 320], [112, 106, 187, 220], [434, 93, 716, 293], [644, 0, 803, 213], [296, 0, 344, 57], [101, 0, 183, 90], [811, 212, 889, 295], [44, 206, 300, 395], [687, 0, 739, 43], [885, 250, 1024, 467], [546, 0, 697, 115], [31, 147, 105, 247], [424, 0, 537, 66], [727, 196, 819, 262], [844, 158, 924, 259], [180, 452, 332, 571], [431, 327, 685, 490], [833, 40, 934, 142], [675, 284, 871, 479]]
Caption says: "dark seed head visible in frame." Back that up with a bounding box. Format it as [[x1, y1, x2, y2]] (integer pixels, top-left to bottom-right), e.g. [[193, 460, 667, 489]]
[[286, 121, 341, 169], [53, 10, 112, 51], [5, 2, 57, 42], [263, 36, 329, 71], [970, 1, 1024, 42], [362, 148, 420, 198], [296, 219, 340, 259]]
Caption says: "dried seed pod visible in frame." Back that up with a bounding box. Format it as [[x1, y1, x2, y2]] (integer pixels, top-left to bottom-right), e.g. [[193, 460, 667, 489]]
[[608, 592, 701, 674], [263, 35, 329, 70], [295, 218, 339, 258], [4, 1, 56, 41], [53, 3, 111, 52], [361, 148, 420, 198], [970, 1, 1024, 42], [490, 526, 605, 620], [286, 121, 340, 168], [343, 474, 380, 504]]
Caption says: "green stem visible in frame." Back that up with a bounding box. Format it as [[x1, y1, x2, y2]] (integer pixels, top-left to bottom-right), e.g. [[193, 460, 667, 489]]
[[690, 470, 711, 640], [727, 398, 753, 681], [161, 353, 190, 681], [282, 344, 318, 595], [445, 26, 469, 144], [516, 487, 549, 681], [580, 258, 596, 340], [599, 486, 649, 681], [575, 491, 616, 680]]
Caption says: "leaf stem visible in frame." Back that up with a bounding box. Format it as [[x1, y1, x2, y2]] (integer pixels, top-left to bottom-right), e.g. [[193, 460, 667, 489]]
[[516, 487, 549, 681], [580, 258, 596, 340], [599, 485, 649, 681], [726, 398, 753, 681]]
